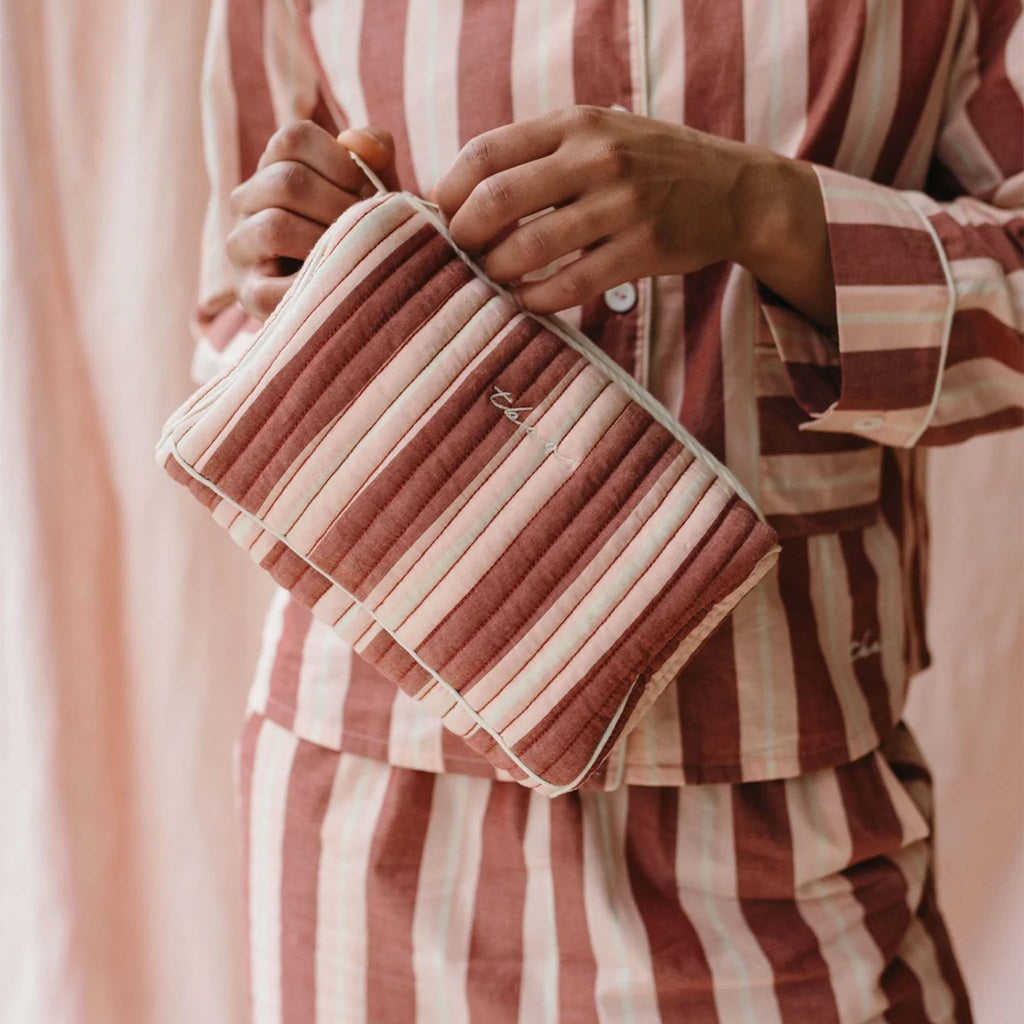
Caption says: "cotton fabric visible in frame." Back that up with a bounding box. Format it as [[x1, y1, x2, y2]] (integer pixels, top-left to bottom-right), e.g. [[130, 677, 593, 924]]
[[186, 3, 1022, 1013], [161, 188, 780, 794], [3, 0, 1021, 1022], [237, 712, 971, 1024], [194, 0, 1024, 787]]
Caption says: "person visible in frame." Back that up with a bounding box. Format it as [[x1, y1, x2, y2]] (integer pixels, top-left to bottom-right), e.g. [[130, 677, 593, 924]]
[[191, 1, 1022, 1021]]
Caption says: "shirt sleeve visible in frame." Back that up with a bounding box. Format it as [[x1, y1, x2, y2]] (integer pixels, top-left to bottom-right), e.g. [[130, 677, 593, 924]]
[[759, 1, 1023, 448], [190, 0, 334, 385]]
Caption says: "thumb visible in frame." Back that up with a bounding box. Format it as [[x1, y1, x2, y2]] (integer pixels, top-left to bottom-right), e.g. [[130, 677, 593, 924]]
[[337, 127, 401, 192]]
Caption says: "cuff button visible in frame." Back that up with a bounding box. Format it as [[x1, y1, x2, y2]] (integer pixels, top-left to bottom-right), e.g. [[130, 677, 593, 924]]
[[853, 415, 886, 431]]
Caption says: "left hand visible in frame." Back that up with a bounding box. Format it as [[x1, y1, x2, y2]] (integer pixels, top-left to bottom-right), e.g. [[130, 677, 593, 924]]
[[435, 105, 835, 327]]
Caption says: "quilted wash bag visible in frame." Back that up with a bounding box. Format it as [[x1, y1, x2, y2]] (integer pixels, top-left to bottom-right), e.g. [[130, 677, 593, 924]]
[[157, 158, 780, 797]]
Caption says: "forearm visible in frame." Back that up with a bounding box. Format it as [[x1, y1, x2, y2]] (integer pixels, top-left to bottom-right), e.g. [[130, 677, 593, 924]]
[[730, 151, 837, 332]]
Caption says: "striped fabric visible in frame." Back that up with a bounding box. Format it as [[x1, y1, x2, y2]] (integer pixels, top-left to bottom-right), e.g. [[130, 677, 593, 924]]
[[237, 711, 972, 1024], [188, 0, 1023, 786], [159, 189, 779, 795]]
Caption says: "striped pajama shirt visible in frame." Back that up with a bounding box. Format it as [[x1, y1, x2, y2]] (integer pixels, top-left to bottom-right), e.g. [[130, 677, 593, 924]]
[[189, 0, 1022, 1019]]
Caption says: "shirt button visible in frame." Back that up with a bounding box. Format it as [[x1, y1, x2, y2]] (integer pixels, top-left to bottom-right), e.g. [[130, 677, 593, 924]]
[[853, 415, 886, 431], [604, 281, 637, 314]]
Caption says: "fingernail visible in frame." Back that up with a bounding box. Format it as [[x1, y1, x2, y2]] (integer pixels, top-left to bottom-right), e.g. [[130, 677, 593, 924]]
[[338, 127, 387, 151]]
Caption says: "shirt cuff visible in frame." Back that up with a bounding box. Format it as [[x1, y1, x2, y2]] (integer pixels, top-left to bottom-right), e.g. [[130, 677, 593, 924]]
[[758, 164, 956, 448]]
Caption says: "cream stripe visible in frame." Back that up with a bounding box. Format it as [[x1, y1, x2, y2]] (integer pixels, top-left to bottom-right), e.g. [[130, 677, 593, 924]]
[[929, 357, 1024, 427], [517, 795, 558, 1024], [859, 519, 907, 727], [741, 0, 807, 154], [310, 0, 368, 128], [385, 373, 626, 643], [722, 269, 799, 777], [315, 752, 392, 1023], [787, 771, 888, 1024], [411, 773, 489, 1024], [263, 0, 315, 128], [834, 0, 902, 179], [292, 618, 351, 747], [886, 840, 957, 1023], [412, 449, 694, 722], [387, 689, 444, 773], [277, 281, 499, 544], [672, 787, 779, 1024], [248, 721, 299, 1024], [807, 535, 875, 754], [374, 368, 614, 638], [403, 0, 463, 191], [580, 791, 662, 1024], [248, 587, 292, 715], [491, 472, 729, 743]]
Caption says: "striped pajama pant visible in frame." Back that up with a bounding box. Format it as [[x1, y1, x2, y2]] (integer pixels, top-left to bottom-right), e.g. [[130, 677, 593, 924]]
[[236, 713, 971, 1024]]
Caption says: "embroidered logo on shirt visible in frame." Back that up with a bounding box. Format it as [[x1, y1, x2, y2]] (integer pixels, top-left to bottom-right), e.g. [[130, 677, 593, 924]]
[[490, 386, 576, 466], [850, 632, 884, 662]]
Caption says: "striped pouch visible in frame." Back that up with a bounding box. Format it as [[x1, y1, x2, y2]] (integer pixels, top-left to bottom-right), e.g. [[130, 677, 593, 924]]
[[157, 183, 779, 797]]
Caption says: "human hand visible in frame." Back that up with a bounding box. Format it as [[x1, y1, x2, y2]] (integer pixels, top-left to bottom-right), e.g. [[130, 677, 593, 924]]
[[227, 120, 399, 321], [434, 105, 833, 326]]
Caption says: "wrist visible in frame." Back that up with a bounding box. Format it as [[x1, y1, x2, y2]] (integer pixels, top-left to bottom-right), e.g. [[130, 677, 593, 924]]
[[729, 150, 820, 275]]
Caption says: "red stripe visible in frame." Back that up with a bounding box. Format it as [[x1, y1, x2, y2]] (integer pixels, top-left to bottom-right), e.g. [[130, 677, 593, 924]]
[[676, 0, 746, 781], [340, 653, 399, 745], [315, 319, 555, 591], [944, 308, 1024, 371], [201, 222, 436, 489], [873, 0, 956, 183], [768, 503, 881, 542], [225, 234, 457, 509], [775, 537, 851, 774], [548, 796, 599, 1021], [279, 739, 339, 1024], [572, 0, 642, 377], [800, 0, 867, 165], [836, 754, 928, 1021], [235, 713, 264, 1023], [839, 530, 893, 742], [227, 0, 277, 180], [731, 782, 842, 1023], [757, 396, 875, 455], [964, 0, 1024, 179], [421, 410, 676, 690], [264, 597, 314, 727], [359, 0, 419, 194], [364, 768, 435, 1023], [828, 224, 949, 287], [466, 785, 529, 1024], [929, 211, 1023, 274], [625, 788, 719, 1022], [457, 0, 515, 146], [836, 348, 944, 411], [920, 404, 1024, 444]]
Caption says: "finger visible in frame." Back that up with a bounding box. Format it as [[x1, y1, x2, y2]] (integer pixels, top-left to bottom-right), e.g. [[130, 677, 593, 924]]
[[435, 109, 577, 217], [226, 208, 325, 267], [337, 127, 401, 191], [513, 238, 637, 314], [481, 192, 631, 283], [258, 120, 365, 193], [231, 161, 361, 225], [239, 270, 296, 322], [446, 154, 583, 252]]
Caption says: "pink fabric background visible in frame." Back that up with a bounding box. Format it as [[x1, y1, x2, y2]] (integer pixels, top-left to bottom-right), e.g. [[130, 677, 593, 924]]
[[2, 1, 1020, 1021]]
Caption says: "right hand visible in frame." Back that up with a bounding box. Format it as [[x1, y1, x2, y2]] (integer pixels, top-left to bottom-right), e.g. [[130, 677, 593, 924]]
[[227, 120, 399, 321]]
